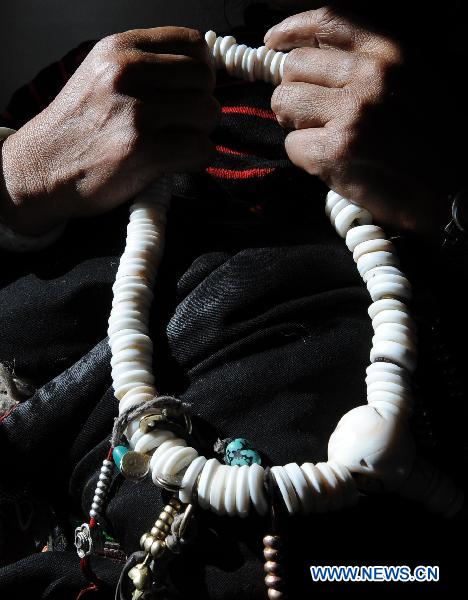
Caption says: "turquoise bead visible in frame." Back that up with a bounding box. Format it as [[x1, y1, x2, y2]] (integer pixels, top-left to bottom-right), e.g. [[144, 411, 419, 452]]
[[225, 438, 261, 466], [112, 445, 129, 470]]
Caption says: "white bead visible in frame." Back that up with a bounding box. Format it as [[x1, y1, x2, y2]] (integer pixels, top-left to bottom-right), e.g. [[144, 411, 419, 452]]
[[224, 465, 239, 517], [205, 30, 217, 50], [362, 265, 405, 284], [353, 238, 394, 262], [209, 464, 230, 515], [197, 458, 221, 510], [372, 323, 417, 347], [134, 430, 175, 454], [95, 488, 106, 497], [96, 481, 107, 490], [329, 198, 349, 223], [366, 361, 410, 380], [367, 381, 412, 400], [283, 463, 314, 514], [270, 466, 300, 514], [161, 446, 198, 477], [103, 460, 113, 467], [345, 225, 386, 252], [367, 389, 413, 411], [90, 509, 99, 519], [368, 298, 408, 320], [150, 438, 186, 470], [357, 251, 399, 278], [235, 464, 251, 517], [334, 204, 372, 238], [178, 455, 207, 504], [325, 191, 343, 217], [98, 473, 110, 482], [367, 274, 412, 302], [372, 309, 415, 332], [315, 462, 343, 511], [248, 463, 268, 516], [327, 461, 359, 507], [370, 340, 417, 372], [91, 502, 101, 511], [365, 369, 411, 389], [300, 463, 327, 512], [328, 405, 415, 490]]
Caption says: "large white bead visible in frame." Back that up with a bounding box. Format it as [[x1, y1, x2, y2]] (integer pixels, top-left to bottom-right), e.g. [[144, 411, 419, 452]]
[[345, 225, 386, 252], [334, 204, 372, 237], [236, 464, 251, 517], [248, 463, 268, 516], [325, 191, 343, 217], [372, 323, 417, 347], [161, 446, 198, 477], [224, 465, 239, 517], [178, 455, 207, 504], [328, 405, 415, 491], [197, 458, 221, 510], [300, 463, 328, 512], [372, 309, 416, 332], [353, 238, 395, 262], [370, 340, 417, 372], [367, 274, 412, 302], [209, 464, 230, 515], [362, 265, 405, 284], [270, 466, 301, 514], [357, 251, 399, 278], [134, 429, 176, 454], [284, 463, 314, 514], [368, 298, 409, 320]]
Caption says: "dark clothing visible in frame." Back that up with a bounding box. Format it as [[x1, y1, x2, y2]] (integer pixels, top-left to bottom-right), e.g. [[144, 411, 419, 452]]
[[0, 5, 465, 599]]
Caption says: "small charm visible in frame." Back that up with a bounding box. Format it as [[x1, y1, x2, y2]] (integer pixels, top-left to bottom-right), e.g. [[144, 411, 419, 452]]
[[128, 561, 152, 599], [112, 445, 129, 469], [120, 451, 151, 481], [225, 438, 262, 467], [74, 523, 102, 558]]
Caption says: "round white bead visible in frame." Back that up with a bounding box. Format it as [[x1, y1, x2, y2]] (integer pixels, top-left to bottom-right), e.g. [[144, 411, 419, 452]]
[[334, 204, 372, 237], [345, 225, 386, 252], [248, 463, 268, 516], [370, 340, 417, 372], [235, 464, 251, 517], [197, 458, 221, 511], [178, 455, 207, 504], [357, 252, 399, 278], [283, 463, 314, 514]]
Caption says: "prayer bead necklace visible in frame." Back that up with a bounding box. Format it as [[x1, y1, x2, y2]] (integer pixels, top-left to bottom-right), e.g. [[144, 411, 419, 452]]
[[76, 29, 463, 599]]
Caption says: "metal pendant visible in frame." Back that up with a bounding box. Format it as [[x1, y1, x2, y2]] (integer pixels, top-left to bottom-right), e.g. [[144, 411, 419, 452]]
[[120, 451, 151, 482]]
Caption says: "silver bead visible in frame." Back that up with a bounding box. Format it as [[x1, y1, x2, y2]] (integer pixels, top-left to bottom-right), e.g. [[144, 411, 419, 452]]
[[264, 561, 281, 574], [97, 481, 107, 490], [263, 535, 281, 548], [150, 539, 166, 558], [265, 574, 282, 589], [268, 590, 283, 600], [140, 532, 152, 549], [92, 496, 103, 505], [89, 508, 98, 519], [103, 460, 113, 467], [95, 488, 106, 497], [143, 535, 155, 553], [264, 548, 280, 561], [91, 502, 102, 512], [99, 473, 110, 482]]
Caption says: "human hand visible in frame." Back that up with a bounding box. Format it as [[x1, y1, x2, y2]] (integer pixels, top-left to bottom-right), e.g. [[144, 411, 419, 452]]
[[0, 27, 220, 235], [266, 6, 451, 239]]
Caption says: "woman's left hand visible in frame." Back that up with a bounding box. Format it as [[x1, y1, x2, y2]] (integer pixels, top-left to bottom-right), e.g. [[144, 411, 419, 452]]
[[266, 6, 451, 239]]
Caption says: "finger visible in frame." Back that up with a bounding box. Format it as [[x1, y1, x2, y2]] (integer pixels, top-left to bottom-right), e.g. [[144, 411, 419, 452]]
[[264, 6, 402, 62], [283, 47, 358, 88], [133, 91, 221, 134], [271, 82, 346, 129], [284, 126, 348, 177], [141, 130, 216, 173], [115, 51, 216, 94], [107, 26, 211, 63]]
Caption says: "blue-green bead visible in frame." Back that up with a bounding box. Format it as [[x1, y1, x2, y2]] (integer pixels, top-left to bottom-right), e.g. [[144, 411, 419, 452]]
[[225, 438, 261, 466], [112, 445, 129, 470]]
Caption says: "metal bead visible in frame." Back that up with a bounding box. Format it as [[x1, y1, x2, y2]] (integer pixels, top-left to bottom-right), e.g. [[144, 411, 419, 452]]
[[128, 564, 151, 591], [268, 589, 284, 599], [159, 511, 174, 525], [143, 535, 155, 553], [263, 548, 280, 561], [103, 459, 113, 467], [168, 497, 181, 510], [264, 561, 281, 574], [164, 504, 178, 515], [97, 481, 107, 490], [89, 508, 98, 519], [100, 467, 112, 476], [92, 496, 103, 506], [150, 527, 167, 540], [263, 535, 281, 548], [155, 520, 170, 534], [140, 532, 152, 549], [150, 539, 166, 558], [265, 574, 283, 589], [95, 488, 106, 497], [99, 473, 110, 482], [91, 502, 101, 511]]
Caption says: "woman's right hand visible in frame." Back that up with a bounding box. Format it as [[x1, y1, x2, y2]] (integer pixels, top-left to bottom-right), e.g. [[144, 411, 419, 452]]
[[0, 27, 220, 235]]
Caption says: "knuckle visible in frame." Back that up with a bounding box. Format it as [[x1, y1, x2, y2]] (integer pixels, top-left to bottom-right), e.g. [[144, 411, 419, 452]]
[[283, 47, 306, 79]]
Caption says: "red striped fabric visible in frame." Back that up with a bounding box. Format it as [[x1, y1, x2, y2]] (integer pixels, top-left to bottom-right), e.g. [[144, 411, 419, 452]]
[[215, 145, 252, 157], [222, 105, 276, 120], [206, 167, 275, 179]]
